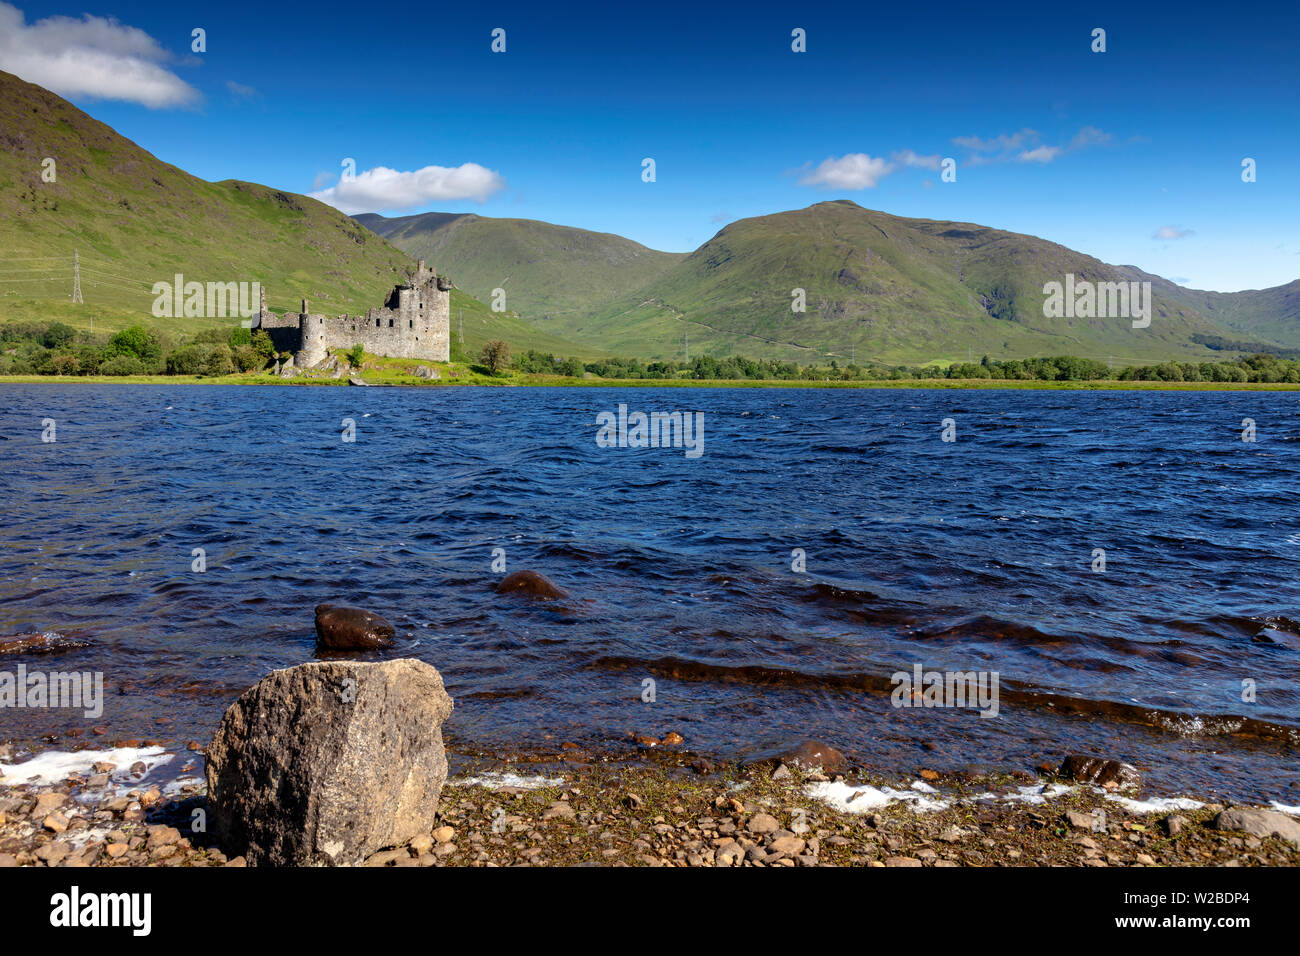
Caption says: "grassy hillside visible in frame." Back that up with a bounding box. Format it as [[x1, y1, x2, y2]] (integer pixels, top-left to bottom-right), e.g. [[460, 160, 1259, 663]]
[[554, 201, 1275, 366], [1115, 267, 1300, 348], [0, 70, 421, 324], [355, 211, 684, 328], [445, 286, 606, 360], [0, 70, 595, 359]]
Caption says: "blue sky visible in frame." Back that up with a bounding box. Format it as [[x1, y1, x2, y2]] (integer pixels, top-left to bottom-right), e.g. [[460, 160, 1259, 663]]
[[3, 0, 1298, 291]]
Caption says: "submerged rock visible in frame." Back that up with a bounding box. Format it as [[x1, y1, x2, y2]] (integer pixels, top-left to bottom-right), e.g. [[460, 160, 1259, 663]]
[[1057, 755, 1142, 790], [494, 570, 567, 600], [0, 632, 91, 656], [314, 604, 395, 652], [206, 659, 454, 866], [746, 739, 847, 773]]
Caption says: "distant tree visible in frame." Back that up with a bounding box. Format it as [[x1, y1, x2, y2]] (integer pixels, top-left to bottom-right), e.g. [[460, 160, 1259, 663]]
[[107, 325, 162, 366], [42, 322, 77, 350], [345, 343, 365, 367], [50, 352, 79, 376], [99, 354, 146, 376], [480, 340, 510, 374], [250, 329, 275, 360]]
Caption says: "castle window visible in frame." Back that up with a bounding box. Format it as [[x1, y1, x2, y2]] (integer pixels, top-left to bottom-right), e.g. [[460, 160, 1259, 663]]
[[376, 318, 380, 327], [409, 320, 413, 328], [389, 318, 394, 327], [318, 317, 322, 324]]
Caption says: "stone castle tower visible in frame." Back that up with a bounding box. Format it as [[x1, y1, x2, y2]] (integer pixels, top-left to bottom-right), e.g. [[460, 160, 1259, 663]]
[[254, 260, 451, 366]]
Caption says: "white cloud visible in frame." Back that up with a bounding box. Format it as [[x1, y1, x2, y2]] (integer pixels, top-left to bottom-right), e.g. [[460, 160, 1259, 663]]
[[0, 2, 198, 108], [226, 81, 259, 101], [798, 153, 895, 190], [954, 126, 1112, 166], [1153, 225, 1195, 240], [310, 163, 507, 213], [953, 129, 1038, 153], [1017, 146, 1061, 163], [891, 149, 942, 170]]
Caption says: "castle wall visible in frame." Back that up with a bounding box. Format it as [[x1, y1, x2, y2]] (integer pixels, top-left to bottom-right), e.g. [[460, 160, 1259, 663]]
[[255, 260, 450, 368], [296, 297, 449, 367], [255, 311, 302, 355]]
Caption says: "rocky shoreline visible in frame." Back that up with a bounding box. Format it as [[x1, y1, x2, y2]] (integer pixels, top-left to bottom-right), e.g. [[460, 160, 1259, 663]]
[[3, 746, 1298, 868]]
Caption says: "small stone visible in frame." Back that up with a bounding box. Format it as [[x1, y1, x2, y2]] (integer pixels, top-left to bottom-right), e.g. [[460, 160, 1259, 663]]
[[771, 764, 792, 780], [91, 761, 116, 774], [44, 812, 70, 833], [432, 825, 455, 843], [715, 842, 743, 867], [747, 812, 780, 835], [32, 793, 68, 817], [104, 843, 129, 859], [35, 841, 72, 865], [1065, 810, 1100, 830], [409, 834, 434, 855], [542, 801, 575, 821], [1165, 815, 1186, 836], [146, 825, 182, 849], [769, 835, 806, 856], [662, 732, 684, 746], [884, 856, 922, 867]]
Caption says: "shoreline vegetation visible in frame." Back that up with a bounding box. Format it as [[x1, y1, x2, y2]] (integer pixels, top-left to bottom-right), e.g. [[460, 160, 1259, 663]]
[[3, 745, 1298, 868], [4, 319, 1300, 390]]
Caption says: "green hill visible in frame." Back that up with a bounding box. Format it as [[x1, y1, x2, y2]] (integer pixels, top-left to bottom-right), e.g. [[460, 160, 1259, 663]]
[[550, 201, 1281, 366], [1114, 268, 1300, 349], [0, 69, 593, 358], [354, 211, 685, 329]]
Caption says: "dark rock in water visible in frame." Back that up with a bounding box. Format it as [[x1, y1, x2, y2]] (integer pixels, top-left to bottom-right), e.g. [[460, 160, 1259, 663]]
[[206, 659, 454, 866], [314, 604, 395, 651], [1057, 755, 1142, 790], [494, 570, 567, 600], [1213, 808, 1300, 846], [783, 740, 847, 772], [0, 632, 91, 656], [744, 739, 847, 772]]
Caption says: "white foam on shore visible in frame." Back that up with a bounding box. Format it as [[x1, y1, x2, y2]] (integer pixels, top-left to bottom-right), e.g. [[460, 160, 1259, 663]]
[[974, 783, 1075, 805], [1269, 801, 1300, 815], [804, 780, 950, 813], [0, 747, 171, 786], [454, 771, 565, 791], [1103, 793, 1204, 814]]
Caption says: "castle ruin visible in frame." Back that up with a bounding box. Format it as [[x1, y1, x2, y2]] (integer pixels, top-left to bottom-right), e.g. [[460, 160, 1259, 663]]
[[253, 260, 451, 366]]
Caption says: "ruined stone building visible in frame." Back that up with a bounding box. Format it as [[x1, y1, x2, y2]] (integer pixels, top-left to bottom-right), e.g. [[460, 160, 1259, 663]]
[[254, 260, 451, 365]]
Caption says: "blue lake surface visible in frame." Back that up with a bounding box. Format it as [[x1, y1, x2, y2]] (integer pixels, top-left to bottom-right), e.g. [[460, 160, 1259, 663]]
[[1, 384, 1298, 801]]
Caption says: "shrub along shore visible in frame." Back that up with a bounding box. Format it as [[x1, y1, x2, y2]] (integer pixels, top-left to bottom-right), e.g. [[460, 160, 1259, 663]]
[[4, 319, 1300, 388]]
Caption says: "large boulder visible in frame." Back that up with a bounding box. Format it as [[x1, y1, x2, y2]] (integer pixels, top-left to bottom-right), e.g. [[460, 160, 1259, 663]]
[[315, 604, 395, 651], [205, 659, 453, 866]]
